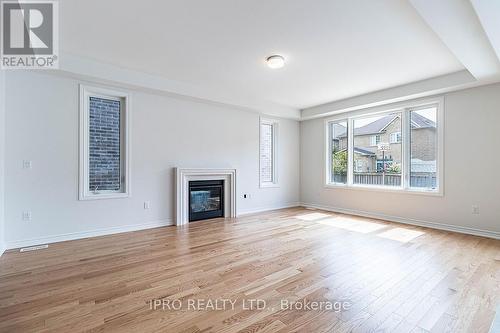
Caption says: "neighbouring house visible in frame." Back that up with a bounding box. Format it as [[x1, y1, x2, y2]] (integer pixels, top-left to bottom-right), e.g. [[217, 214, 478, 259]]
[[332, 112, 436, 174]]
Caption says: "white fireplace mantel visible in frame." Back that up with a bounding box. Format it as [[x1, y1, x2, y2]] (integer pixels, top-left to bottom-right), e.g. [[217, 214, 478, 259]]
[[175, 168, 237, 225]]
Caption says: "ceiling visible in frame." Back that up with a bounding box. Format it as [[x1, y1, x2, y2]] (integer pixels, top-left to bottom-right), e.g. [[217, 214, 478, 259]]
[[59, 0, 499, 118]]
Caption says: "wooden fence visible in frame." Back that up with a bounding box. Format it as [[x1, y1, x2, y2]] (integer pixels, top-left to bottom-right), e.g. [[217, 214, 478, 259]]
[[333, 173, 436, 188]]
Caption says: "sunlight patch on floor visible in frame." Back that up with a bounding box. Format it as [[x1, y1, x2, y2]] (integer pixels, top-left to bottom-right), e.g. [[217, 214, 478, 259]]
[[294, 212, 332, 221], [318, 217, 387, 233], [377, 227, 425, 242]]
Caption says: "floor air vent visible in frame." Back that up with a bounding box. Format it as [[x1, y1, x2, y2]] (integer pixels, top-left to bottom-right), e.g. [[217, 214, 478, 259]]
[[20, 245, 49, 252]]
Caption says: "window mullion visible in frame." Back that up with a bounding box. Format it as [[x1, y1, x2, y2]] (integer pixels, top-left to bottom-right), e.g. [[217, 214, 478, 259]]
[[402, 109, 410, 189], [347, 118, 354, 186]]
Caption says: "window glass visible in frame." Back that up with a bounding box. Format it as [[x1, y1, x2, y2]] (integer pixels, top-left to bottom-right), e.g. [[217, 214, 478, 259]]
[[329, 121, 348, 184], [88, 96, 122, 192], [410, 107, 438, 190], [353, 112, 402, 187], [260, 122, 274, 183]]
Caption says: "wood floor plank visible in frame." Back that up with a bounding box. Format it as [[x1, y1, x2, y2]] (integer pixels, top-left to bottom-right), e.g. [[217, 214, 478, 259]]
[[0, 207, 498, 332]]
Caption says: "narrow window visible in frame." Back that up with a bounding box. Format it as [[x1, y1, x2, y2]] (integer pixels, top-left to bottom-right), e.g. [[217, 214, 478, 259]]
[[260, 118, 278, 187], [328, 120, 348, 184], [79, 85, 130, 200]]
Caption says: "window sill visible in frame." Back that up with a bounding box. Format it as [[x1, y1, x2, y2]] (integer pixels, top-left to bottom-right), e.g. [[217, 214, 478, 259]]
[[324, 183, 443, 197], [260, 182, 280, 189], [79, 192, 130, 201]]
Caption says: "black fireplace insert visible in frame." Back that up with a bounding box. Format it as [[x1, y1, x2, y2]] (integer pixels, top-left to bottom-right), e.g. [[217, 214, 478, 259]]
[[188, 180, 224, 222]]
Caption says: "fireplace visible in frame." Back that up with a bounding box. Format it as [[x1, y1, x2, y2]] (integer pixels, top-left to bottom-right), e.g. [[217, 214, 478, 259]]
[[188, 180, 224, 222], [175, 168, 236, 225]]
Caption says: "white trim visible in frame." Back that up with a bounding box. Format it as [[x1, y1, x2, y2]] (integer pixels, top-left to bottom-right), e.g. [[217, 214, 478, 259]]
[[300, 203, 500, 240], [323, 118, 350, 186], [259, 117, 279, 188], [322, 96, 444, 123], [79, 84, 131, 200], [0, 245, 5, 257], [323, 183, 443, 196], [402, 110, 410, 189], [237, 202, 301, 216], [58, 53, 300, 120], [301, 70, 476, 120], [175, 168, 237, 225], [5, 219, 173, 250], [347, 118, 354, 186]]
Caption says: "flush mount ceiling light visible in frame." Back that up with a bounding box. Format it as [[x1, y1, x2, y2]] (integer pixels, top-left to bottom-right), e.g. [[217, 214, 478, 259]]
[[266, 55, 285, 69]]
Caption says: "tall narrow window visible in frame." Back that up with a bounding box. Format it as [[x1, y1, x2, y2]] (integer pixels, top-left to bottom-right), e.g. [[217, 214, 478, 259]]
[[328, 120, 348, 184], [410, 106, 438, 190], [80, 85, 130, 200], [260, 118, 278, 187]]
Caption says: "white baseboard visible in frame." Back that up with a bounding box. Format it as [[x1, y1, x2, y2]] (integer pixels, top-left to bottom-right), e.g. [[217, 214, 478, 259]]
[[6, 202, 495, 250], [237, 202, 301, 216], [0, 244, 5, 257], [5, 219, 173, 250], [300, 202, 500, 240], [5, 204, 301, 250]]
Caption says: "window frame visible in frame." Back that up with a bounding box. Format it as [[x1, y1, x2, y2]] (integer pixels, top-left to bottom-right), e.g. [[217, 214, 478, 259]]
[[259, 117, 279, 188], [326, 119, 349, 185], [324, 97, 444, 196], [79, 84, 131, 200]]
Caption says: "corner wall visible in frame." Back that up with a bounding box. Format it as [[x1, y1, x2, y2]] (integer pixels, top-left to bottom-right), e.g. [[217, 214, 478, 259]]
[[4, 71, 300, 249], [300, 83, 500, 237], [0, 70, 5, 255]]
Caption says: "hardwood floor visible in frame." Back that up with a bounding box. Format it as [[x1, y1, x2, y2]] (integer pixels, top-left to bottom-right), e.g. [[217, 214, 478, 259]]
[[0, 207, 498, 332]]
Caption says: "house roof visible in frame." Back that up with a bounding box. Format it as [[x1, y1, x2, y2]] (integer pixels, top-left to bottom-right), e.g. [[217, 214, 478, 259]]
[[354, 147, 376, 156], [336, 112, 435, 138], [338, 147, 376, 156], [411, 112, 436, 128], [354, 115, 398, 136]]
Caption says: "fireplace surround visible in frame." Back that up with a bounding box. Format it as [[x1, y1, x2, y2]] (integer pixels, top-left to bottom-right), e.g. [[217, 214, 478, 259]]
[[175, 168, 236, 225]]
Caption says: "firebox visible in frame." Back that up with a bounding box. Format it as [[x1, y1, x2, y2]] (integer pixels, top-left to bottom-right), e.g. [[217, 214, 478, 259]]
[[188, 180, 224, 222]]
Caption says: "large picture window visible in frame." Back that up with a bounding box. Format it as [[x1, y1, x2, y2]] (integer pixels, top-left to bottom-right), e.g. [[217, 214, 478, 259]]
[[79, 85, 130, 200], [326, 100, 442, 194]]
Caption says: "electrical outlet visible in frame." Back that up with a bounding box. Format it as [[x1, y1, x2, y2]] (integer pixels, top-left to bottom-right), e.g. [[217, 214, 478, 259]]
[[23, 160, 32, 169], [242, 194, 251, 199], [472, 205, 479, 215], [22, 211, 32, 221], [144, 201, 151, 210]]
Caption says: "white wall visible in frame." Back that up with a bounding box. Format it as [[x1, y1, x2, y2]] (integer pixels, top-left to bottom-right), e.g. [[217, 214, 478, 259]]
[[301, 83, 500, 236], [4, 71, 300, 248], [0, 70, 5, 255]]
